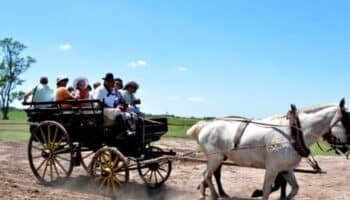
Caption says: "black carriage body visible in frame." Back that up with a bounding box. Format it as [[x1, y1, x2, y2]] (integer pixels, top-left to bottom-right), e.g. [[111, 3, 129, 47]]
[[24, 100, 168, 157]]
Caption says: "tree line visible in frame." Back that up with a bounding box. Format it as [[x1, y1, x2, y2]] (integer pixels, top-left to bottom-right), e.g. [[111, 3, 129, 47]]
[[0, 38, 35, 120]]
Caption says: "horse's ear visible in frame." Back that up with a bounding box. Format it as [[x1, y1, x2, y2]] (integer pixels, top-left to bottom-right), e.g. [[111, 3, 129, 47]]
[[339, 98, 346, 110], [290, 104, 297, 113]]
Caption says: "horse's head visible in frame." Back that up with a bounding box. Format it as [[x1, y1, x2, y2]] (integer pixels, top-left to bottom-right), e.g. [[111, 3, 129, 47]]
[[325, 98, 350, 153]]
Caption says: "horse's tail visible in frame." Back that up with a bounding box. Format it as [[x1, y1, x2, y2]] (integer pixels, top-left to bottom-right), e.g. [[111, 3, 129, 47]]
[[187, 120, 209, 140]]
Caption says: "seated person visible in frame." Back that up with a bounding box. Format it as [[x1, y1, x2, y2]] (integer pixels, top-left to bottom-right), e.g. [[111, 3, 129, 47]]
[[94, 73, 137, 135], [55, 76, 75, 109], [73, 77, 90, 107], [114, 78, 124, 107], [23, 76, 53, 108], [122, 81, 141, 114]]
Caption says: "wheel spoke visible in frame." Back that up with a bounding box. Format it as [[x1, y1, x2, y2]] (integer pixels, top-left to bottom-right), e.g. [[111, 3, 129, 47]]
[[114, 161, 124, 172], [47, 125, 52, 148], [40, 127, 47, 146], [36, 158, 48, 171], [142, 168, 151, 177], [53, 147, 69, 154], [32, 155, 43, 159], [159, 167, 167, 172], [53, 161, 60, 177], [82, 151, 94, 159], [32, 144, 43, 151], [148, 170, 153, 183], [32, 133, 45, 149], [99, 178, 107, 190], [52, 126, 58, 146], [50, 160, 53, 181], [53, 157, 68, 175], [113, 175, 122, 186], [42, 159, 49, 180], [111, 156, 119, 168], [154, 170, 158, 183], [56, 155, 71, 162], [53, 134, 66, 151], [111, 178, 117, 193], [156, 169, 165, 180]]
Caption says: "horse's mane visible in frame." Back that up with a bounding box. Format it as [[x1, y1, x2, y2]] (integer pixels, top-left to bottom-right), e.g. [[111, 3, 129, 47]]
[[298, 104, 336, 113], [264, 103, 337, 121]]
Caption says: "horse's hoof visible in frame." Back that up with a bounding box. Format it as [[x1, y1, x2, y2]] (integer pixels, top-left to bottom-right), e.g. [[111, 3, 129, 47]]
[[251, 189, 263, 198]]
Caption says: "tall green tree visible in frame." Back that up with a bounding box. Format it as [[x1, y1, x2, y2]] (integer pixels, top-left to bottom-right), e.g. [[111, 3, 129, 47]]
[[0, 38, 35, 120]]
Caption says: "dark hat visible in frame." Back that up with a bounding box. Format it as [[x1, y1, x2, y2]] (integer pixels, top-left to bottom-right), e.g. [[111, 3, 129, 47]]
[[40, 76, 48, 84], [102, 73, 114, 81], [124, 81, 139, 90]]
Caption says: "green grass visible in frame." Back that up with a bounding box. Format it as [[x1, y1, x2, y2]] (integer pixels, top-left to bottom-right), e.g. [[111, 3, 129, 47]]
[[0, 111, 340, 156], [0, 111, 29, 141], [0, 110, 27, 121]]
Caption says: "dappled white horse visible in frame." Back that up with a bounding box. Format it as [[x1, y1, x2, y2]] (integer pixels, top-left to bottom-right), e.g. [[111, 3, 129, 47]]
[[187, 99, 349, 200]]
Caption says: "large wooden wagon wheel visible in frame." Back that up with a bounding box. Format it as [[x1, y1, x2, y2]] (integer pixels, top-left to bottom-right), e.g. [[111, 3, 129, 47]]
[[137, 146, 172, 188], [28, 120, 74, 184], [90, 147, 129, 193]]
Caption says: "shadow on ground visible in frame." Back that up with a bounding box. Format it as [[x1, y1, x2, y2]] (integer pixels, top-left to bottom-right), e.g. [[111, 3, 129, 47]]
[[50, 175, 193, 200]]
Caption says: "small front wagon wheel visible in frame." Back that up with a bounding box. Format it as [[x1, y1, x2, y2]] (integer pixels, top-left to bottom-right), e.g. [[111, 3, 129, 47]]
[[137, 146, 172, 188], [28, 121, 74, 185], [90, 147, 129, 193]]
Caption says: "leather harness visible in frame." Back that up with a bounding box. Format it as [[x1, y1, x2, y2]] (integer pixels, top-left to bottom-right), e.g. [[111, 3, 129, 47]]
[[232, 105, 311, 157], [287, 104, 310, 157], [233, 120, 251, 148]]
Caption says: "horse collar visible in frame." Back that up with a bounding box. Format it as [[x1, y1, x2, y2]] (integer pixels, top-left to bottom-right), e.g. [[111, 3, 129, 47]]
[[287, 105, 310, 157]]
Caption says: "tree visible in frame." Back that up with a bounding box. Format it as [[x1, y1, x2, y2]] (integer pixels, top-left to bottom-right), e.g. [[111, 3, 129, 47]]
[[0, 38, 35, 120]]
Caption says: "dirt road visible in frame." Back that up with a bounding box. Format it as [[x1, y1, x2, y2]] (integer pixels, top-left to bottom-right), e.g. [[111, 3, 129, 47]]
[[1, 138, 349, 200]]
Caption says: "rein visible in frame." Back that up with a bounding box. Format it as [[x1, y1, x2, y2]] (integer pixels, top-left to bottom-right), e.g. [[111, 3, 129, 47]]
[[216, 117, 303, 131]]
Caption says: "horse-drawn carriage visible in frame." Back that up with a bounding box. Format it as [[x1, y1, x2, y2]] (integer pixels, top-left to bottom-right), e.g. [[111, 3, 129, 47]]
[[24, 99, 175, 190]]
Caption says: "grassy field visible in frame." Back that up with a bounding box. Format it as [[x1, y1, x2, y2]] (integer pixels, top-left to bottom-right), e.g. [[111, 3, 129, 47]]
[[0, 111, 30, 141], [0, 111, 338, 155]]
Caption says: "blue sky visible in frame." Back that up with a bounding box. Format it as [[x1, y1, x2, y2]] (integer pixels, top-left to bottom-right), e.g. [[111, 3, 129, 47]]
[[1, 0, 350, 117]]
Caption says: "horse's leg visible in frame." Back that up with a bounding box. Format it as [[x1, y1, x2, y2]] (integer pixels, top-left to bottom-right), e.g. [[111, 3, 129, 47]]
[[280, 173, 287, 200], [282, 170, 299, 200], [262, 169, 278, 200], [213, 164, 229, 198], [251, 172, 285, 198], [200, 154, 224, 200]]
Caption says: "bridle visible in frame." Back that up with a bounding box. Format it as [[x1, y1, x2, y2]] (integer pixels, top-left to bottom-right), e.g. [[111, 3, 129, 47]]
[[322, 105, 350, 154]]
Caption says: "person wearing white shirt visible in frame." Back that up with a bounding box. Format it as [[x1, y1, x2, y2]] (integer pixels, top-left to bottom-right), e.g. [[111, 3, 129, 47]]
[[95, 73, 136, 135], [23, 77, 53, 108], [93, 75, 116, 108]]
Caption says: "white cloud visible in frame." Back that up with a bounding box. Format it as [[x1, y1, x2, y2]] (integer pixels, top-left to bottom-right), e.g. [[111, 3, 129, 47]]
[[166, 95, 180, 101], [177, 66, 189, 72], [188, 97, 207, 103], [57, 43, 72, 51], [128, 60, 147, 68]]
